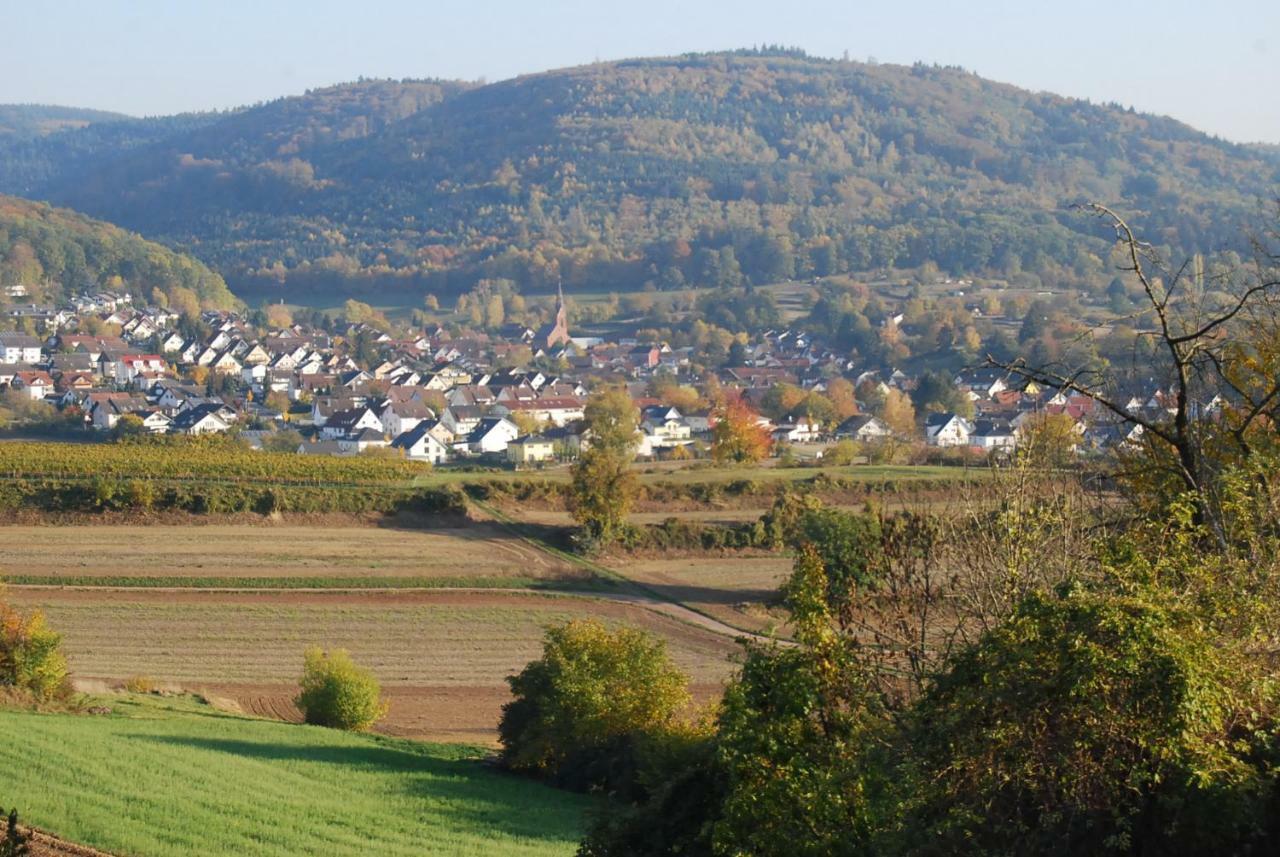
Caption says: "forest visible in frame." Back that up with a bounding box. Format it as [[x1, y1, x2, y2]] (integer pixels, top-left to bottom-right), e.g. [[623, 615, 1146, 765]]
[[0, 194, 239, 310], [1, 50, 1276, 302]]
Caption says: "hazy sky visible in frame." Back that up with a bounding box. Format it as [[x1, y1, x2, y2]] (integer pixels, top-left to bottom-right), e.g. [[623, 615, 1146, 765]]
[[4, 0, 1278, 142]]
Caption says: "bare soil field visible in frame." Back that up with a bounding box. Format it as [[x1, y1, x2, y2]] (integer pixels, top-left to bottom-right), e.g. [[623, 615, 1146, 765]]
[[0, 522, 576, 584], [614, 555, 794, 636], [7, 588, 740, 743]]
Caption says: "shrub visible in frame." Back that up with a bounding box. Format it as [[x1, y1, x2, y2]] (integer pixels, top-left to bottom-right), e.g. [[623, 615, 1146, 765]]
[[499, 619, 690, 792], [124, 675, 157, 694], [902, 583, 1279, 854], [0, 598, 69, 701], [294, 647, 387, 731]]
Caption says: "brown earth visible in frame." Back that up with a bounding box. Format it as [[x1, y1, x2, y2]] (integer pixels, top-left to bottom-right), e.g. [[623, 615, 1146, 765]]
[[10, 588, 741, 742], [0, 522, 574, 581]]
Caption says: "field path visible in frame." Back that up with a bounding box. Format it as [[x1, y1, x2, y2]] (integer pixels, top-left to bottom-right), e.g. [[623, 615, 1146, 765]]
[[467, 500, 784, 644]]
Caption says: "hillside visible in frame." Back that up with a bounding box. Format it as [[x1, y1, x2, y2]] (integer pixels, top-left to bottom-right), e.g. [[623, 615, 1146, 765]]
[[2, 50, 1277, 301], [0, 194, 239, 310], [0, 105, 132, 139], [0, 694, 589, 856]]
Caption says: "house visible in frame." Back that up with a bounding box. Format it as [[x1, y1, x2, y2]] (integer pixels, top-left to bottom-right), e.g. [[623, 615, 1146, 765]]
[[209, 349, 243, 375], [834, 414, 892, 442], [10, 370, 54, 401], [772, 417, 823, 444], [970, 418, 1017, 451], [321, 407, 384, 440], [135, 410, 173, 434], [338, 427, 390, 455], [465, 417, 520, 455], [507, 434, 557, 467], [954, 369, 1010, 400], [441, 404, 483, 437], [0, 334, 42, 364], [390, 421, 450, 464], [924, 413, 973, 447], [169, 403, 233, 435], [89, 394, 151, 430], [115, 354, 167, 383], [490, 396, 586, 428], [379, 399, 434, 437], [297, 440, 352, 457], [639, 406, 692, 449]]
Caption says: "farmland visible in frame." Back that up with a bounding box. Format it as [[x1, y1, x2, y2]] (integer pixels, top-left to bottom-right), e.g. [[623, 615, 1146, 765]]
[[3, 553, 741, 742], [0, 694, 591, 856], [614, 555, 794, 636], [0, 522, 590, 590]]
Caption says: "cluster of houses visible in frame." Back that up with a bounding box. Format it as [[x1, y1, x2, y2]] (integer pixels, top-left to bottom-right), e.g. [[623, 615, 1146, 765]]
[[0, 286, 1193, 466]]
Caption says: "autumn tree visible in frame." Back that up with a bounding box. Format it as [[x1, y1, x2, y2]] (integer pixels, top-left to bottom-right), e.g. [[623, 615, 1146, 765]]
[[264, 303, 293, 328], [1016, 411, 1078, 467], [569, 387, 639, 544], [499, 619, 690, 792], [0, 594, 69, 700], [711, 398, 772, 464], [878, 388, 916, 437]]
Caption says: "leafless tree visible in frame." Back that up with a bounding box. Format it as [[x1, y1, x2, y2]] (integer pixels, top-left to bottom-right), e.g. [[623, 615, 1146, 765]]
[[986, 203, 1280, 533]]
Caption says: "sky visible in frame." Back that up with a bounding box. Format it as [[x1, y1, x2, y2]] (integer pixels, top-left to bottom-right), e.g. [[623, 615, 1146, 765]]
[[3, 0, 1278, 143]]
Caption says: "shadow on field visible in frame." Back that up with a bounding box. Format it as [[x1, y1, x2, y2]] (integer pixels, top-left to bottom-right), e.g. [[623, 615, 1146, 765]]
[[628, 582, 780, 605], [139, 735, 583, 842]]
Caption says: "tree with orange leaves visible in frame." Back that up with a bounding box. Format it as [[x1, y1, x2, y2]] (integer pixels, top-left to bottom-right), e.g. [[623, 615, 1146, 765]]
[[712, 397, 773, 464]]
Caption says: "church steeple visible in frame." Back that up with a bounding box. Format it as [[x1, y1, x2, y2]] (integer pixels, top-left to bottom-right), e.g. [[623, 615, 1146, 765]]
[[542, 278, 570, 349]]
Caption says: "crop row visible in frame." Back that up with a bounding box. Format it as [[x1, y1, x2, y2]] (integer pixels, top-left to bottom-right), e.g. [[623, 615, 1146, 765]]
[[0, 440, 427, 485]]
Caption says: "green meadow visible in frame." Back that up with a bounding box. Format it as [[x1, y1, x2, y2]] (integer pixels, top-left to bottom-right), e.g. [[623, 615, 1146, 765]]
[[0, 695, 590, 856]]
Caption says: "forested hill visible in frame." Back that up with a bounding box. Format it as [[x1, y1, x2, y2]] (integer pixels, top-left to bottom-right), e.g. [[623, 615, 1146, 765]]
[[0, 105, 133, 139], [0, 194, 239, 310], [2, 51, 1277, 300]]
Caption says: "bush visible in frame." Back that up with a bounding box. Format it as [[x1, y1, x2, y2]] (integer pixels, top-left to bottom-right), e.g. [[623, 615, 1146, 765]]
[[294, 647, 387, 731], [124, 675, 157, 694], [902, 583, 1279, 854], [499, 619, 690, 792], [0, 598, 69, 701]]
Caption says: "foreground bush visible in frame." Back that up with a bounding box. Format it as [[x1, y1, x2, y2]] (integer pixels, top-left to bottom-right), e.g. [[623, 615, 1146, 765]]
[[900, 582, 1279, 855], [500, 619, 689, 792], [0, 596, 68, 701], [294, 648, 387, 731]]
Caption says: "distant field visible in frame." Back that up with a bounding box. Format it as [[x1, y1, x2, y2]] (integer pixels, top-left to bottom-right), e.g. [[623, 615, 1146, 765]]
[[0, 523, 586, 589], [615, 555, 794, 637], [0, 694, 590, 856]]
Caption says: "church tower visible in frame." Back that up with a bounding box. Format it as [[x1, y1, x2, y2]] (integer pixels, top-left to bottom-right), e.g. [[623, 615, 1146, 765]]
[[541, 280, 571, 349]]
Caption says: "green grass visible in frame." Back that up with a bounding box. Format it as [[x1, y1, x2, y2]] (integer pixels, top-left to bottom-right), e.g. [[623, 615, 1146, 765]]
[[0, 694, 591, 856]]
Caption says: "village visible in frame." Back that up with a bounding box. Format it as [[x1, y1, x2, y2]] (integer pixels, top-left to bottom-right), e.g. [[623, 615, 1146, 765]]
[[0, 282, 1186, 468]]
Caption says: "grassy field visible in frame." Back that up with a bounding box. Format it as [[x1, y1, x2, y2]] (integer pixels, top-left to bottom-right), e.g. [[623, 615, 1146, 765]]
[[0, 694, 590, 856]]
